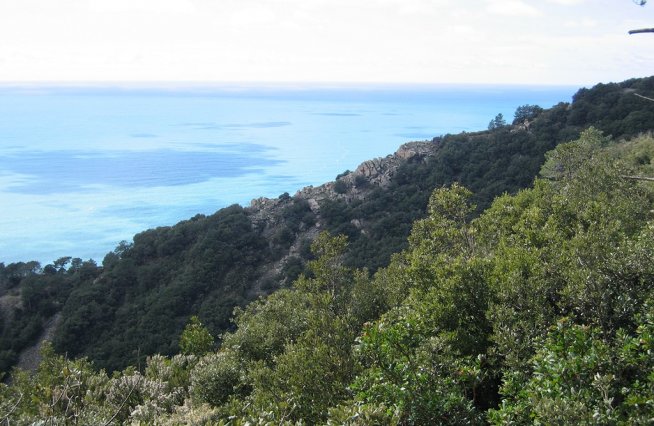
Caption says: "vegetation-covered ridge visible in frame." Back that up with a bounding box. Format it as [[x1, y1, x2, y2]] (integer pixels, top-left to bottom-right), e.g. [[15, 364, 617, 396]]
[[2, 127, 654, 424], [1, 76, 654, 377]]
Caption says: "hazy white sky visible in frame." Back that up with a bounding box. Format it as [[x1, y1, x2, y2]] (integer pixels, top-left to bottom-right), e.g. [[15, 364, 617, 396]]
[[1, 0, 652, 85]]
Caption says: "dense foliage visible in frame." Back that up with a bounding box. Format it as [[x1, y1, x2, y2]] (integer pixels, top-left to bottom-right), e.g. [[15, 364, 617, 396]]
[[56, 205, 274, 372], [323, 76, 654, 271], [0, 258, 99, 372], [2, 129, 653, 424], [1, 76, 654, 378]]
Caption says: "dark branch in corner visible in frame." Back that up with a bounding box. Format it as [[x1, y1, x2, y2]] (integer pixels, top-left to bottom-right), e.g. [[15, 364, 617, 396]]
[[629, 28, 654, 34]]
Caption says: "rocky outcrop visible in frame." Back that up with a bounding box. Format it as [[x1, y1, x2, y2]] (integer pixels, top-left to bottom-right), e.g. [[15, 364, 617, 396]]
[[289, 141, 437, 208], [249, 141, 437, 216], [352, 141, 434, 186]]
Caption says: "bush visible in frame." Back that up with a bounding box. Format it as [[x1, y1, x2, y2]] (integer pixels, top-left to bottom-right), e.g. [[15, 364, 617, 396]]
[[190, 351, 244, 407], [334, 179, 348, 194], [179, 316, 214, 356], [354, 174, 369, 189]]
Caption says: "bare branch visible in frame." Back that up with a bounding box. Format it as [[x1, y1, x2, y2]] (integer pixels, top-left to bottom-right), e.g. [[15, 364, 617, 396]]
[[102, 374, 142, 426], [2, 392, 23, 424], [629, 28, 654, 34], [103, 348, 142, 426], [622, 175, 654, 182]]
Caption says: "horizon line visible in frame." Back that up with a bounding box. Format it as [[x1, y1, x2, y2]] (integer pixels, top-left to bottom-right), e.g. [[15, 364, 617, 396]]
[[0, 80, 585, 90]]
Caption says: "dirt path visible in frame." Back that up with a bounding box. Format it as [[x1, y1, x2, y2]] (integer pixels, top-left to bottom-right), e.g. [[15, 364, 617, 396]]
[[16, 313, 62, 371]]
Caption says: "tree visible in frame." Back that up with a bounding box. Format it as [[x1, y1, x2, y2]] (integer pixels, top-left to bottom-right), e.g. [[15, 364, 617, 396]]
[[488, 113, 507, 130], [539, 127, 609, 181], [53, 256, 72, 273], [513, 104, 543, 125], [179, 316, 214, 356]]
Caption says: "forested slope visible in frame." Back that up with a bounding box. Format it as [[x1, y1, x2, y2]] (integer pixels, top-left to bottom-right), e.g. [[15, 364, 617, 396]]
[[1, 76, 654, 375]]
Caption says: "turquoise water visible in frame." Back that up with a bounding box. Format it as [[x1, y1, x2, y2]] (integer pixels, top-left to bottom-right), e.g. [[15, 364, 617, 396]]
[[0, 84, 575, 264]]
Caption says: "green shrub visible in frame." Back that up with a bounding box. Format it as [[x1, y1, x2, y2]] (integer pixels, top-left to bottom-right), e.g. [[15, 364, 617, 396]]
[[334, 179, 348, 194], [190, 351, 245, 407]]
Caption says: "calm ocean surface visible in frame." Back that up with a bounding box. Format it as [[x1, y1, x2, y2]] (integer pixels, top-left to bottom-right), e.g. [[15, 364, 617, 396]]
[[0, 84, 575, 264]]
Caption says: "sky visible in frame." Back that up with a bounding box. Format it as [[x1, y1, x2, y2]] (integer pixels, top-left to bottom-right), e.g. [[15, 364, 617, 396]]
[[0, 0, 653, 85]]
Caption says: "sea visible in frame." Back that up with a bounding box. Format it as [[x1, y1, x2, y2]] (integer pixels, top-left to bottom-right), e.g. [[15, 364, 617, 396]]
[[0, 83, 576, 265]]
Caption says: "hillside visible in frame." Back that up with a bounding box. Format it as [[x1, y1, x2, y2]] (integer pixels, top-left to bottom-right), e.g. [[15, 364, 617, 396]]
[[1, 76, 654, 375], [2, 124, 653, 424]]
